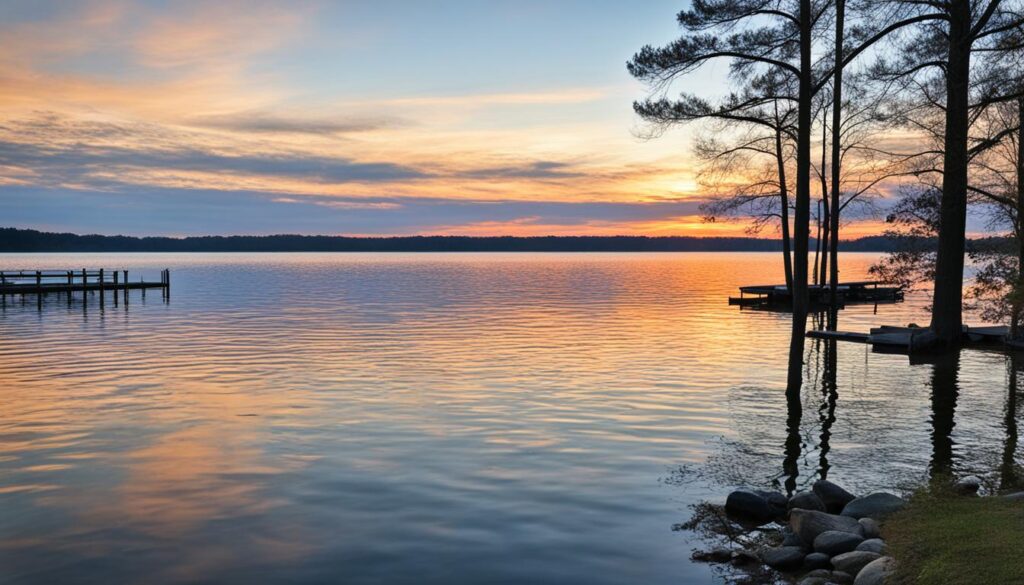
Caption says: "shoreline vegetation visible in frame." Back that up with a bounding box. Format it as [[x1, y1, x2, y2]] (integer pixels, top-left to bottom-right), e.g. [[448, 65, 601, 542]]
[[5, 226, 1013, 254], [0, 227, 901, 253], [886, 488, 1024, 585]]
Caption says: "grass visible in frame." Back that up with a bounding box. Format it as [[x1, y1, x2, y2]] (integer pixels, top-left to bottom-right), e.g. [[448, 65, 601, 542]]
[[884, 490, 1024, 585]]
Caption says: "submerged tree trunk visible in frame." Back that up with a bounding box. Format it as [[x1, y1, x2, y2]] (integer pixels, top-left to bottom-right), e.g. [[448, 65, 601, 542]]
[[777, 126, 795, 291], [929, 350, 960, 479], [787, 0, 813, 394], [828, 0, 844, 327], [930, 0, 972, 346], [1001, 353, 1020, 489]]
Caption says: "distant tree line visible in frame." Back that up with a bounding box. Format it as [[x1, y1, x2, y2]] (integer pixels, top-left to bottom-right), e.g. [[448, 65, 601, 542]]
[[0, 227, 904, 253]]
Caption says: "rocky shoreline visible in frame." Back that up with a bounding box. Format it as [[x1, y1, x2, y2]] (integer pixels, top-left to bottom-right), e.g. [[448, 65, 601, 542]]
[[690, 477, 1009, 585]]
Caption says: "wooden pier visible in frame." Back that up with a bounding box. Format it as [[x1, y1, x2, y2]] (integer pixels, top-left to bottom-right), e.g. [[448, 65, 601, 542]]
[[730, 281, 903, 307], [808, 324, 1013, 353], [0, 269, 169, 302]]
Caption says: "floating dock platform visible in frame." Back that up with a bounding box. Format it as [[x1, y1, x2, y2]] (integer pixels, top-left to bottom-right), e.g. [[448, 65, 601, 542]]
[[730, 281, 903, 307], [808, 324, 1012, 353]]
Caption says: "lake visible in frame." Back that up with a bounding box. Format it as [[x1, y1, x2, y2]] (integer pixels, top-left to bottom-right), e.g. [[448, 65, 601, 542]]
[[0, 252, 1018, 584]]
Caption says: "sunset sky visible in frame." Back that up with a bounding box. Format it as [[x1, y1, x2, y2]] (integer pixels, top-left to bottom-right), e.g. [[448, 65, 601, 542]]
[[1, 0, 908, 237]]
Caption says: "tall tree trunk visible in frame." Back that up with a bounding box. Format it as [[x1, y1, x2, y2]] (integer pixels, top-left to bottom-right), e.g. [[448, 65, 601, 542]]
[[930, 0, 972, 346], [814, 202, 822, 286], [820, 202, 829, 286], [828, 0, 844, 327], [777, 125, 794, 291], [787, 0, 813, 394], [1013, 96, 1024, 338], [819, 114, 830, 288]]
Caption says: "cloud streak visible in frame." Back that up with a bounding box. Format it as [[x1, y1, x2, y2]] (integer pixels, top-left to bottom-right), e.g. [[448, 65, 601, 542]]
[[186, 112, 408, 136]]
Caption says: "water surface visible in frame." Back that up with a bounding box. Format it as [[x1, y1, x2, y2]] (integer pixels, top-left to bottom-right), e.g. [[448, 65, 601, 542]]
[[0, 252, 1019, 584]]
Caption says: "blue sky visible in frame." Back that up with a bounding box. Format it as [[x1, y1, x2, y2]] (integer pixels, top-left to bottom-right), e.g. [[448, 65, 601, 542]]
[[0, 1, 922, 237]]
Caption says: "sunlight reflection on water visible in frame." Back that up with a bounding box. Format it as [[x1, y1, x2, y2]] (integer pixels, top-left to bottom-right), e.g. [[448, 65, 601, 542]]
[[0, 252, 1019, 584]]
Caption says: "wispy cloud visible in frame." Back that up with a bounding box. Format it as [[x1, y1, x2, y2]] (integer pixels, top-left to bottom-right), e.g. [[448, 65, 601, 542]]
[[376, 88, 608, 107], [185, 111, 408, 135]]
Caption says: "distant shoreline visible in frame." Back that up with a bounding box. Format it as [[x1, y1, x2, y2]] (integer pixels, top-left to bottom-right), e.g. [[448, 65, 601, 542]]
[[1, 227, 902, 253]]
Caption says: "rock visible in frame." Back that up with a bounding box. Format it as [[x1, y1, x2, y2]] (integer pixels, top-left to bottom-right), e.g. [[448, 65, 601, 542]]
[[725, 489, 777, 524], [731, 549, 759, 566], [814, 530, 864, 556], [805, 569, 832, 579], [761, 545, 806, 569], [830, 571, 855, 584], [790, 491, 827, 512], [858, 517, 880, 539], [790, 509, 864, 546], [692, 547, 732, 563], [798, 578, 829, 585], [813, 479, 857, 514], [831, 551, 882, 576], [1003, 491, 1024, 501], [853, 556, 895, 585], [755, 489, 789, 517], [803, 552, 832, 571], [954, 475, 982, 495], [855, 539, 886, 554], [841, 493, 906, 519], [782, 527, 805, 548]]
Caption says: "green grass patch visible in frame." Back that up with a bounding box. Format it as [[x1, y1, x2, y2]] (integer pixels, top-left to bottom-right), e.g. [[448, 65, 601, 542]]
[[884, 492, 1024, 585]]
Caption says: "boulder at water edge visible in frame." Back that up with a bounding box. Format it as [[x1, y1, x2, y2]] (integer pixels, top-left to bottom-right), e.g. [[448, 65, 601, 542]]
[[853, 556, 896, 585], [803, 552, 832, 571], [755, 489, 789, 517], [760, 545, 805, 570], [725, 489, 776, 524], [841, 493, 907, 519], [789, 491, 827, 512], [831, 551, 882, 576], [813, 479, 857, 514], [790, 509, 864, 546], [954, 475, 982, 495], [855, 538, 886, 554], [813, 530, 864, 556], [858, 517, 880, 539]]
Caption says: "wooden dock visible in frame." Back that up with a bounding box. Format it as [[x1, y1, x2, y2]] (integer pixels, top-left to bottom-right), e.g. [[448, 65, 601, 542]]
[[730, 281, 903, 307], [0, 269, 170, 303], [808, 324, 1012, 353]]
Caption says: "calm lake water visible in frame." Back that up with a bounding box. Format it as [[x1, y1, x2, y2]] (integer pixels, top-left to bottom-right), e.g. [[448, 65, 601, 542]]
[[0, 252, 1019, 584]]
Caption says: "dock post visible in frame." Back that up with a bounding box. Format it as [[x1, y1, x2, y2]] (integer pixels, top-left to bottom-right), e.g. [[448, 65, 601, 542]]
[[123, 270, 129, 303], [113, 270, 119, 307], [99, 268, 105, 304], [36, 271, 42, 310]]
